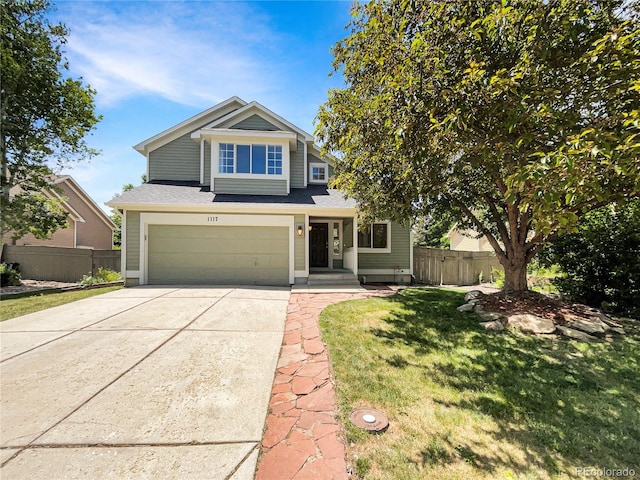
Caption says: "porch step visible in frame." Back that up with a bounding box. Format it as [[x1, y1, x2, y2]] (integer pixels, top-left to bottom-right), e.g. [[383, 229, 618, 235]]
[[307, 273, 361, 287]]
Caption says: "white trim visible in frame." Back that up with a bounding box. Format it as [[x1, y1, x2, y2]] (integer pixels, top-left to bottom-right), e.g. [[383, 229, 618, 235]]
[[352, 215, 358, 276], [303, 142, 308, 187], [357, 221, 392, 254], [309, 162, 328, 184], [106, 202, 356, 217], [304, 213, 310, 276], [210, 140, 216, 191], [199, 137, 204, 185], [138, 212, 294, 285], [133, 96, 247, 155], [125, 270, 140, 278], [409, 229, 414, 276], [121, 210, 127, 279], [204, 101, 313, 142]]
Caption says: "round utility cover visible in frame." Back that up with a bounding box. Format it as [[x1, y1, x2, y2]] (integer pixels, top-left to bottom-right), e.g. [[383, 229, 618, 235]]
[[349, 408, 389, 432]]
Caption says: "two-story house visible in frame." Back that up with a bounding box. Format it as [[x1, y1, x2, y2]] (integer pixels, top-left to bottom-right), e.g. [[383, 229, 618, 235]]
[[108, 97, 412, 286]]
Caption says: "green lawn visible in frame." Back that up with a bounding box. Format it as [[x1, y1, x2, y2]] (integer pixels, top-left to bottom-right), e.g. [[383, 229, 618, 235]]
[[0, 286, 123, 321], [319, 288, 640, 480]]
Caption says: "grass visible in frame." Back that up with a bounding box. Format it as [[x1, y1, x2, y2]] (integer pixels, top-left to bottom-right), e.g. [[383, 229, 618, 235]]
[[0, 286, 123, 321], [319, 288, 640, 480]]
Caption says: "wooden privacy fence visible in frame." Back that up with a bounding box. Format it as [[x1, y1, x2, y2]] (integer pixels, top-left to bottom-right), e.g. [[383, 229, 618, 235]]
[[2, 245, 120, 283], [413, 247, 502, 286]]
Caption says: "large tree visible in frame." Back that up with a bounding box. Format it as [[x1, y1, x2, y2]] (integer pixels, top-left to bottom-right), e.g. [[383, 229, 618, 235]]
[[1, 0, 100, 241], [317, 0, 640, 292]]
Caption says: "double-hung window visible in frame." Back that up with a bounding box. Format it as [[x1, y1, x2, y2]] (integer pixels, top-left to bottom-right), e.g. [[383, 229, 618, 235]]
[[219, 143, 282, 175], [358, 222, 391, 252]]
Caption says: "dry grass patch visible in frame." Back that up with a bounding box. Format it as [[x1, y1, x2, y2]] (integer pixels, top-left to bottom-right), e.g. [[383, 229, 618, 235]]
[[319, 288, 640, 480]]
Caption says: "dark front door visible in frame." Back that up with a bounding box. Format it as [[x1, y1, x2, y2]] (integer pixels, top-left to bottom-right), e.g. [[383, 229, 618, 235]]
[[310, 223, 329, 268]]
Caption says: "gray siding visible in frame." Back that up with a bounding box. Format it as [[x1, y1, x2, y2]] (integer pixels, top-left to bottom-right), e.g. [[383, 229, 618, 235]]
[[291, 140, 305, 188], [203, 140, 211, 186], [126, 211, 140, 271], [230, 114, 280, 131], [358, 221, 411, 269], [294, 214, 305, 270], [214, 178, 287, 195], [149, 133, 199, 182]]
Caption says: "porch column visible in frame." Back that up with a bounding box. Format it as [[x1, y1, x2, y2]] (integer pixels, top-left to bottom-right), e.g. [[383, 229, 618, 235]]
[[352, 215, 358, 276]]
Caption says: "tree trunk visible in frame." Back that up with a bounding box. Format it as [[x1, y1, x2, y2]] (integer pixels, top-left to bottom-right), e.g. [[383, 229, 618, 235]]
[[503, 262, 528, 293]]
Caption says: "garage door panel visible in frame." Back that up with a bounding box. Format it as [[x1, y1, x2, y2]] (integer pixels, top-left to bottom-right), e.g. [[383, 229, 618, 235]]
[[147, 225, 289, 285]]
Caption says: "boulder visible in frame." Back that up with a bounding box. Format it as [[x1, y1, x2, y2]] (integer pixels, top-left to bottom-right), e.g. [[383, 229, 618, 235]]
[[480, 320, 504, 331], [464, 290, 484, 302], [507, 314, 556, 334], [557, 326, 595, 341], [478, 311, 505, 322], [457, 303, 475, 312], [566, 317, 607, 335]]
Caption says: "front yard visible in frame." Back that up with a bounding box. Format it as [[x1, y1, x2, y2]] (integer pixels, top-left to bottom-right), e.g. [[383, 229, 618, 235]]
[[319, 288, 639, 479]]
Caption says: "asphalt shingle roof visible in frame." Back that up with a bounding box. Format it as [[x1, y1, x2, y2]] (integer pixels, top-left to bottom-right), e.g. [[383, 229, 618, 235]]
[[108, 182, 356, 210]]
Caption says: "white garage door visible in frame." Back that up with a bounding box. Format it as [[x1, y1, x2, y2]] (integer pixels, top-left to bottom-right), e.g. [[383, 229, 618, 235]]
[[147, 225, 289, 285]]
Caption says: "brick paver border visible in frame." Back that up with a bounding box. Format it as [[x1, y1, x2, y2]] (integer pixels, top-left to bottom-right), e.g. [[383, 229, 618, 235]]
[[255, 286, 400, 480]]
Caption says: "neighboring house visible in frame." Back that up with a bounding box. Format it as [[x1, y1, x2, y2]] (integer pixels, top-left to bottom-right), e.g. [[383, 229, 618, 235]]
[[447, 228, 495, 252], [107, 97, 412, 286], [3, 175, 117, 250]]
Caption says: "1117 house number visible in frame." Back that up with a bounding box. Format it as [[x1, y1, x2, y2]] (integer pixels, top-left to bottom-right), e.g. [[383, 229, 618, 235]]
[[207, 216, 219, 223]]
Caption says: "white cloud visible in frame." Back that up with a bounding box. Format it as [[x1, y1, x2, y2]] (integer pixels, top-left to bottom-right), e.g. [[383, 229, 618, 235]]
[[59, 1, 282, 107]]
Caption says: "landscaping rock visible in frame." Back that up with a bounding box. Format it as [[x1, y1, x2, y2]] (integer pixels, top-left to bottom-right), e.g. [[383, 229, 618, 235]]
[[610, 327, 625, 335], [557, 326, 595, 341], [478, 311, 505, 322], [457, 303, 475, 312], [464, 290, 484, 302], [565, 316, 608, 335], [480, 320, 504, 331], [507, 314, 556, 334]]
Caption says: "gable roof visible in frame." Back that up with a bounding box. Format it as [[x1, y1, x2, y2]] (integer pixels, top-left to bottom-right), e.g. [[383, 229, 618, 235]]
[[202, 101, 313, 142], [133, 96, 247, 156], [53, 176, 118, 230]]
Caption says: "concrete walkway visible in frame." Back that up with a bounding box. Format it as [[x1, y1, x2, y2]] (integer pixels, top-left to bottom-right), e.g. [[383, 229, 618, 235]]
[[0, 286, 289, 479]]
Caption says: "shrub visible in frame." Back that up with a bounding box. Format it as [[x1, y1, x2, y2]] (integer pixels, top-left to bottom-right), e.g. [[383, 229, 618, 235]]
[[0, 263, 22, 287], [540, 199, 640, 318], [80, 268, 122, 286]]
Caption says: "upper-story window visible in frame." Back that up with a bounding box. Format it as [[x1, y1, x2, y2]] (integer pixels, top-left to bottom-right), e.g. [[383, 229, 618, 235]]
[[309, 162, 329, 184], [219, 143, 282, 175]]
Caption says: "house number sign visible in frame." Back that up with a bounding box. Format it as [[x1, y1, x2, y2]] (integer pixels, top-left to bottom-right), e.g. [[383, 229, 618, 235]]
[[207, 216, 220, 223]]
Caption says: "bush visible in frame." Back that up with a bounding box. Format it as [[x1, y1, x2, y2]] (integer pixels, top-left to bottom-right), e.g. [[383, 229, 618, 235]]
[[540, 199, 640, 318], [80, 268, 122, 286], [0, 263, 22, 287]]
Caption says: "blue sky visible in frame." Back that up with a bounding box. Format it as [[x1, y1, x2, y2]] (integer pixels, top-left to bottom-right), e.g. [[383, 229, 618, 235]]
[[51, 0, 353, 212]]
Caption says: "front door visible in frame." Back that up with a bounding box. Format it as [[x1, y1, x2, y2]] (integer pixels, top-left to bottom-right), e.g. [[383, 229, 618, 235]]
[[310, 223, 329, 268]]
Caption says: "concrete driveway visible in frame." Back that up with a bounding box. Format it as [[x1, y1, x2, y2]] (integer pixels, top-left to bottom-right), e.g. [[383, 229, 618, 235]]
[[0, 286, 289, 479]]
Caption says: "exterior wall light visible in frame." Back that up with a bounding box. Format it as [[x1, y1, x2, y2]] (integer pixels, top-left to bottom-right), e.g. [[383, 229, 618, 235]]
[[296, 225, 304, 236]]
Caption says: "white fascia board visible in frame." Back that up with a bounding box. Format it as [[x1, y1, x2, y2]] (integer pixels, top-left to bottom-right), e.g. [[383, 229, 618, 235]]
[[107, 202, 356, 217], [133, 96, 248, 155], [205, 101, 313, 142], [199, 128, 298, 150], [308, 143, 337, 166]]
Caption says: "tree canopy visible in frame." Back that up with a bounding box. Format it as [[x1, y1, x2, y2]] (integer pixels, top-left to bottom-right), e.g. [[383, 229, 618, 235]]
[[1, 0, 100, 240], [317, 0, 640, 292]]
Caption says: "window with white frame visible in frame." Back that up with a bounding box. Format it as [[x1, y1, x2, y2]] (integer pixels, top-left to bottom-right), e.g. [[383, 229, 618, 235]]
[[309, 162, 328, 183], [358, 222, 390, 251], [219, 143, 283, 175], [219, 143, 234, 173]]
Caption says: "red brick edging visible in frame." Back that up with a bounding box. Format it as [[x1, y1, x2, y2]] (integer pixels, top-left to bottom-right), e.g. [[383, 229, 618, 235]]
[[255, 287, 400, 480]]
